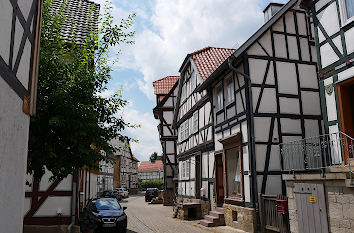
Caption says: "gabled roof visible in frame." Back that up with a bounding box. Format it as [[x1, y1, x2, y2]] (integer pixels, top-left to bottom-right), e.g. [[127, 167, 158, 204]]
[[153, 76, 179, 95], [180, 47, 235, 81], [138, 160, 164, 173], [132, 155, 140, 162], [51, 0, 100, 44], [196, 0, 298, 92]]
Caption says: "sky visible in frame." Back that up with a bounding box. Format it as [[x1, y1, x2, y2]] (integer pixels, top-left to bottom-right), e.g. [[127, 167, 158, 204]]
[[94, 0, 288, 162]]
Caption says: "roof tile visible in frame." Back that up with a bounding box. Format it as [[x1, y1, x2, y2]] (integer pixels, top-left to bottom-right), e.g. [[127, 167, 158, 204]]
[[190, 47, 235, 81], [51, 0, 100, 44], [138, 160, 164, 173], [153, 76, 179, 95]]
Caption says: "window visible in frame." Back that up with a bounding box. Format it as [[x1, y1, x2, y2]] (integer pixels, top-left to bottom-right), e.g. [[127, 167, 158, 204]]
[[193, 112, 198, 133], [184, 121, 189, 140], [181, 160, 190, 180], [215, 83, 223, 111], [181, 85, 186, 102], [180, 123, 185, 141], [226, 147, 242, 198], [225, 77, 235, 104], [340, 0, 354, 24], [191, 73, 196, 90], [346, 0, 354, 19]]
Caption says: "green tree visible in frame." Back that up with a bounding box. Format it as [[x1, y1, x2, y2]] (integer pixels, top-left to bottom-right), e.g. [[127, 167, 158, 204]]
[[28, 0, 137, 180], [150, 152, 158, 161]]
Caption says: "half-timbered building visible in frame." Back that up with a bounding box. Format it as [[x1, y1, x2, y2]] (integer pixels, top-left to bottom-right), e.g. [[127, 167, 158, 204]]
[[173, 47, 235, 219], [196, 1, 322, 231], [0, 0, 42, 232], [153, 75, 179, 205], [23, 0, 100, 229], [280, 1, 354, 232]]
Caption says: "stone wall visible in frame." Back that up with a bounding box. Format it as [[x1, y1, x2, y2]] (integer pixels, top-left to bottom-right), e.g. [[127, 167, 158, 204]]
[[163, 189, 174, 206], [223, 204, 257, 233], [175, 198, 210, 220], [285, 180, 354, 233]]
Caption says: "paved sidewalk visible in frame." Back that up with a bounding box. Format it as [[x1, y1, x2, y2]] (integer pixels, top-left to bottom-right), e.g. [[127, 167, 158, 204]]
[[121, 194, 247, 233]]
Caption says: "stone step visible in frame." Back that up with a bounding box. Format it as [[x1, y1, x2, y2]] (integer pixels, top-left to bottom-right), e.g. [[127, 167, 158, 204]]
[[204, 215, 219, 223], [200, 219, 214, 227], [345, 179, 354, 188], [215, 207, 224, 214], [210, 210, 224, 218]]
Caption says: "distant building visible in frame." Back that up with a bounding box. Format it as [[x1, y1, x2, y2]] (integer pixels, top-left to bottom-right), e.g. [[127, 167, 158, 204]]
[[97, 156, 114, 194], [152, 76, 179, 205], [110, 137, 139, 194], [138, 159, 164, 182]]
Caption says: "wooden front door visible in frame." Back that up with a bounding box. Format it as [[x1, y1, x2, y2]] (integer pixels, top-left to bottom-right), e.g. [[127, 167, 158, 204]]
[[215, 154, 224, 207], [337, 78, 354, 161]]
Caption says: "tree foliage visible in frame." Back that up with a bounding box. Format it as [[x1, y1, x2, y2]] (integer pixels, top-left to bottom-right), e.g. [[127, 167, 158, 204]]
[[149, 152, 158, 161], [28, 0, 137, 180], [138, 179, 163, 190]]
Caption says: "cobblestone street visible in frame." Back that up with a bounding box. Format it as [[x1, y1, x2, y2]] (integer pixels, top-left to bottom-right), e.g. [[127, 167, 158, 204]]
[[121, 194, 245, 233]]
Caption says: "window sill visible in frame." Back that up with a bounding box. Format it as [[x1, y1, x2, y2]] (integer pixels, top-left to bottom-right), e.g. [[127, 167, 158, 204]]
[[225, 197, 243, 203]]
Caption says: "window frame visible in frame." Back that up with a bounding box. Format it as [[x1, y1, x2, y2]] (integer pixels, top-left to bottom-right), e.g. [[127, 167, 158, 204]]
[[192, 111, 199, 133], [225, 76, 235, 105], [184, 121, 189, 140], [339, 0, 354, 26], [215, 83, 224, 111]]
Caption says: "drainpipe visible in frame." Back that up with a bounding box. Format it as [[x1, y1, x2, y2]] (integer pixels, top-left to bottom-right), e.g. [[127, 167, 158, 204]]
[[228, 55, 258, 209], [67, 170, 79, 233]]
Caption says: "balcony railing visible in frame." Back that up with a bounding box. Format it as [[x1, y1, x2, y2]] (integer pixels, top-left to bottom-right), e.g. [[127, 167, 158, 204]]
[[280, 132, 354, 174]]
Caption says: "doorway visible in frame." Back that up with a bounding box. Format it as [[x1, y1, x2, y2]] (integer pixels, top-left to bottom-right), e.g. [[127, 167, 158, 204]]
[[215, 153, 224, 207], [337, 78, 354, 160]]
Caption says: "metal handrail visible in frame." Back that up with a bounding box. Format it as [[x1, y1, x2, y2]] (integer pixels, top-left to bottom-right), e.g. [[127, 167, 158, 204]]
[[280, 132, 354, 182]]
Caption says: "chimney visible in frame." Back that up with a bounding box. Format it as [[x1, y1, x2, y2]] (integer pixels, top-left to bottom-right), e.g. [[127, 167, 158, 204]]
[[263, 2, 284, 22]]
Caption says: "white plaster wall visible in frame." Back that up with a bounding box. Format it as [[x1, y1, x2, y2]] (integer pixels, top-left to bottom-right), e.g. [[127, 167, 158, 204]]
[[0, 1, 12, 63], [301, 91, 322, 115], [338, 65, 354, 82], [265, 175, 282, 195], [0, 78, 30, 233], [324, 77, 337, 122], [280, 118, 302, 134], [344, 27, 354, 54], [34, 196, 71, 217]]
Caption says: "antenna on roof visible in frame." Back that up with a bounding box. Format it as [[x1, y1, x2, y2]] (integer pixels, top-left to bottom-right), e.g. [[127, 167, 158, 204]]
[[232, 42, 239, 49]]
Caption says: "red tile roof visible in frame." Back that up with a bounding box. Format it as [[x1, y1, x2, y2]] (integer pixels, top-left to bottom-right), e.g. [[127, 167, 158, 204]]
[[190, 47, 235, 81], [153, 76, 179, 95], [132, 155, 140, 162], [138, 160, 164, 173]]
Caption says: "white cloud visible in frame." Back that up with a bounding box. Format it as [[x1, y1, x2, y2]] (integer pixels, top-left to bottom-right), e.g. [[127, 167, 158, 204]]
[[122, 103, 161, 162], [123, 0, 266, 100]]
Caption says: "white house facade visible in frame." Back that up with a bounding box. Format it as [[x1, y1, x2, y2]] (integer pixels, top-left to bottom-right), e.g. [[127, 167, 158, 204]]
[[173, 47, 235, 220], [153, 76, 179, 205], [0, 0, 42, 232], [197, 1, 322, 231]]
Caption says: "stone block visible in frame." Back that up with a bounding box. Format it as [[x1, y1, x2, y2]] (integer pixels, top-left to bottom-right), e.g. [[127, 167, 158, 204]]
[[288, 198, 296, 210], [287, 186, 294, 198], [328, 202, 344, 219], [343, 204, 354, 220], [289, 219, 299, 233], [330, 227, 346, 233], [339, 219, 350, 228], [223, 204, 256, 233], [336, 194, 351, 204], [327, 194, 336, 203]]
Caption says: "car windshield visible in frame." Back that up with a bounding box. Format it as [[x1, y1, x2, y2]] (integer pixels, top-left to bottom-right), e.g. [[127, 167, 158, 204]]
[[93, 198, 121, 211]]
